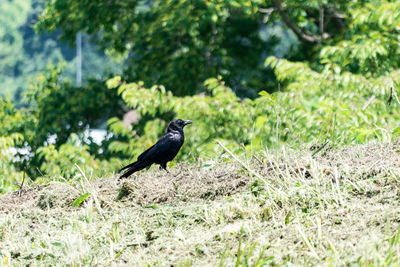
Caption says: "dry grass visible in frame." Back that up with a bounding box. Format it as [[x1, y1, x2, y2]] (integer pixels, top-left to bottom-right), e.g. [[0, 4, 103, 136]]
[[1, 141, 400, 266]]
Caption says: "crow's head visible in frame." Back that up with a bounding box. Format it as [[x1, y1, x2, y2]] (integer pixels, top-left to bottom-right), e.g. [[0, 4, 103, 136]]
[[168, 119, 192, 131]]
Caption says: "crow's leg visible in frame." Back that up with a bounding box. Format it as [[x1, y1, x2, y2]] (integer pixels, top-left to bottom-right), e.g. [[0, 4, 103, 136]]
[[160, 163, 170, 174]]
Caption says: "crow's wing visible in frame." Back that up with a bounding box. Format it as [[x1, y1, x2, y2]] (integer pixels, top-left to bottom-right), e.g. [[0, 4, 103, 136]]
[[137, 132, 175, 162], [119, 132, 176, 173]]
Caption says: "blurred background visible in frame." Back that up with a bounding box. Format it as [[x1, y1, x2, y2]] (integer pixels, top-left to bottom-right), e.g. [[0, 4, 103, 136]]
[[1, 0, 399, 191]]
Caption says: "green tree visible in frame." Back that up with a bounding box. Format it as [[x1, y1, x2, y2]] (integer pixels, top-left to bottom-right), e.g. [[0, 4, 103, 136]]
[[0, 0, 31, 96], [266, 0, 400, 143], [37, 0, 277, 96], [103, 0, 400, 160], [0, 97, 26, 192], [36, 0, 353, 97], [0, 0, 121, 103], [0, 64, 123, 180]]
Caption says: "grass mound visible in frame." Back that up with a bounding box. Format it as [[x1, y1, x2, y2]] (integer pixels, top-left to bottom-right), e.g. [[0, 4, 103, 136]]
[[0, 161, 253, 212], [0, 141, 400, 265]]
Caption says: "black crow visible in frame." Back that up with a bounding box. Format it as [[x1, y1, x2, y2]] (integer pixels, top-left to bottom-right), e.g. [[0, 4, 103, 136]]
[[119, 119, 192, 178]]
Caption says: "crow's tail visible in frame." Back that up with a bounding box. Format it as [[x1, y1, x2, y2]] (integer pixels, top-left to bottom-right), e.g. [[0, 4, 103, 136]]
[[119, 161, 136, 172], [119, 160, 150, 179]]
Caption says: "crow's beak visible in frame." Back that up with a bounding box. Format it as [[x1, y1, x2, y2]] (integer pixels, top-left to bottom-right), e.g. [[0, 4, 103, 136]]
[[184, 120, 192, 126]]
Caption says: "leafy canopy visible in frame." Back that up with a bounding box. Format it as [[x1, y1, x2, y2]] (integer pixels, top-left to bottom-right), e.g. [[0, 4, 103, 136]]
[[37, 0, 292, 96]]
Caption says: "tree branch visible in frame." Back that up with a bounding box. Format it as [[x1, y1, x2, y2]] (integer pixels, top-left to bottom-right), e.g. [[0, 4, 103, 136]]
[[271, 0, 330, 44]]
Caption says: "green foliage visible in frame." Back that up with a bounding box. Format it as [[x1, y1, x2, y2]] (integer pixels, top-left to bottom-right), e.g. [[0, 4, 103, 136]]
[[106, 69, 397, 163], [0, 98, 26, 192], [0, 134, 24, 193], [0, 0, 31, 98], [21, 64, 124, 178], [107, 12, 400, 161], [263, 0, 400, 144], [36, 134, 99, 179], [73, 193, 91, 207], [0, 63, 123, 184], [26, 63, 122, 149], [0, 0, 121, 103], [107, 76, 259, 160], [219, 233, 273, 267], [319, 2, 400, 76], [266, 56, 399, 144], [36, 0, 287, 97]]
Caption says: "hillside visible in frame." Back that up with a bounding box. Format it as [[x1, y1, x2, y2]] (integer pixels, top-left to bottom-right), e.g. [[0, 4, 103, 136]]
[[1, 141, 400, 265]]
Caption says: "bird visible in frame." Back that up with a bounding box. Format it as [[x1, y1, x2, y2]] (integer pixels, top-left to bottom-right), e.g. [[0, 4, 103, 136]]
[[119, 119, 192, 179]]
